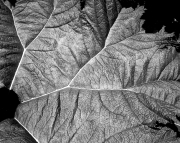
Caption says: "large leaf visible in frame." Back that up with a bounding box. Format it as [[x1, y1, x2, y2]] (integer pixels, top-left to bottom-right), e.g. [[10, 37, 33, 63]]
[[1, 0, 180, 143]]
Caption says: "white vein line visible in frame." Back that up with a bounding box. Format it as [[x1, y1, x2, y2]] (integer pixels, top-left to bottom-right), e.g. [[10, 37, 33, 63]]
[[22, 86, 135, 103], [9, 5, 55, 90], [67, 51, 103, 87], [68, 87, 135, 91], [22, 86, 68, 103], [9, 49, 26, 90], [14, 118, 40, 143], [9, 8, 25, 90], [25, 7, 55, 50]]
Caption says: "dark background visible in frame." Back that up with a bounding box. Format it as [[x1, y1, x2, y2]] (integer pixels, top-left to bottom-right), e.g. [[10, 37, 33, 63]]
[[120, 0, 180, 39]]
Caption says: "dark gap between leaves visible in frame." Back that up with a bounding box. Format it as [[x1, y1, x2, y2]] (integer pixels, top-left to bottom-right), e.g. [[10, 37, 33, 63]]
[[80, 0, 86, 10], [0, 87, 20, 122], [145, 116, 180, 138], [3, 0, 17, 7]]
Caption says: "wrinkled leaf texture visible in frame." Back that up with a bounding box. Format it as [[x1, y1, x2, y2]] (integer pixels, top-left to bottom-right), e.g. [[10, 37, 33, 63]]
[[0, 0, 180, 143]]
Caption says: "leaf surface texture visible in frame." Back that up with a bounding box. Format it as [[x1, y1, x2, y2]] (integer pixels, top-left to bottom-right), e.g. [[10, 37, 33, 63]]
[[0, 0, 180, 143]]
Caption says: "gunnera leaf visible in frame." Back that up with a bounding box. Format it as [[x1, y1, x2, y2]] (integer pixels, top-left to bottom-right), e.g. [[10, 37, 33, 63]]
[[1, 0, 180, 143]]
